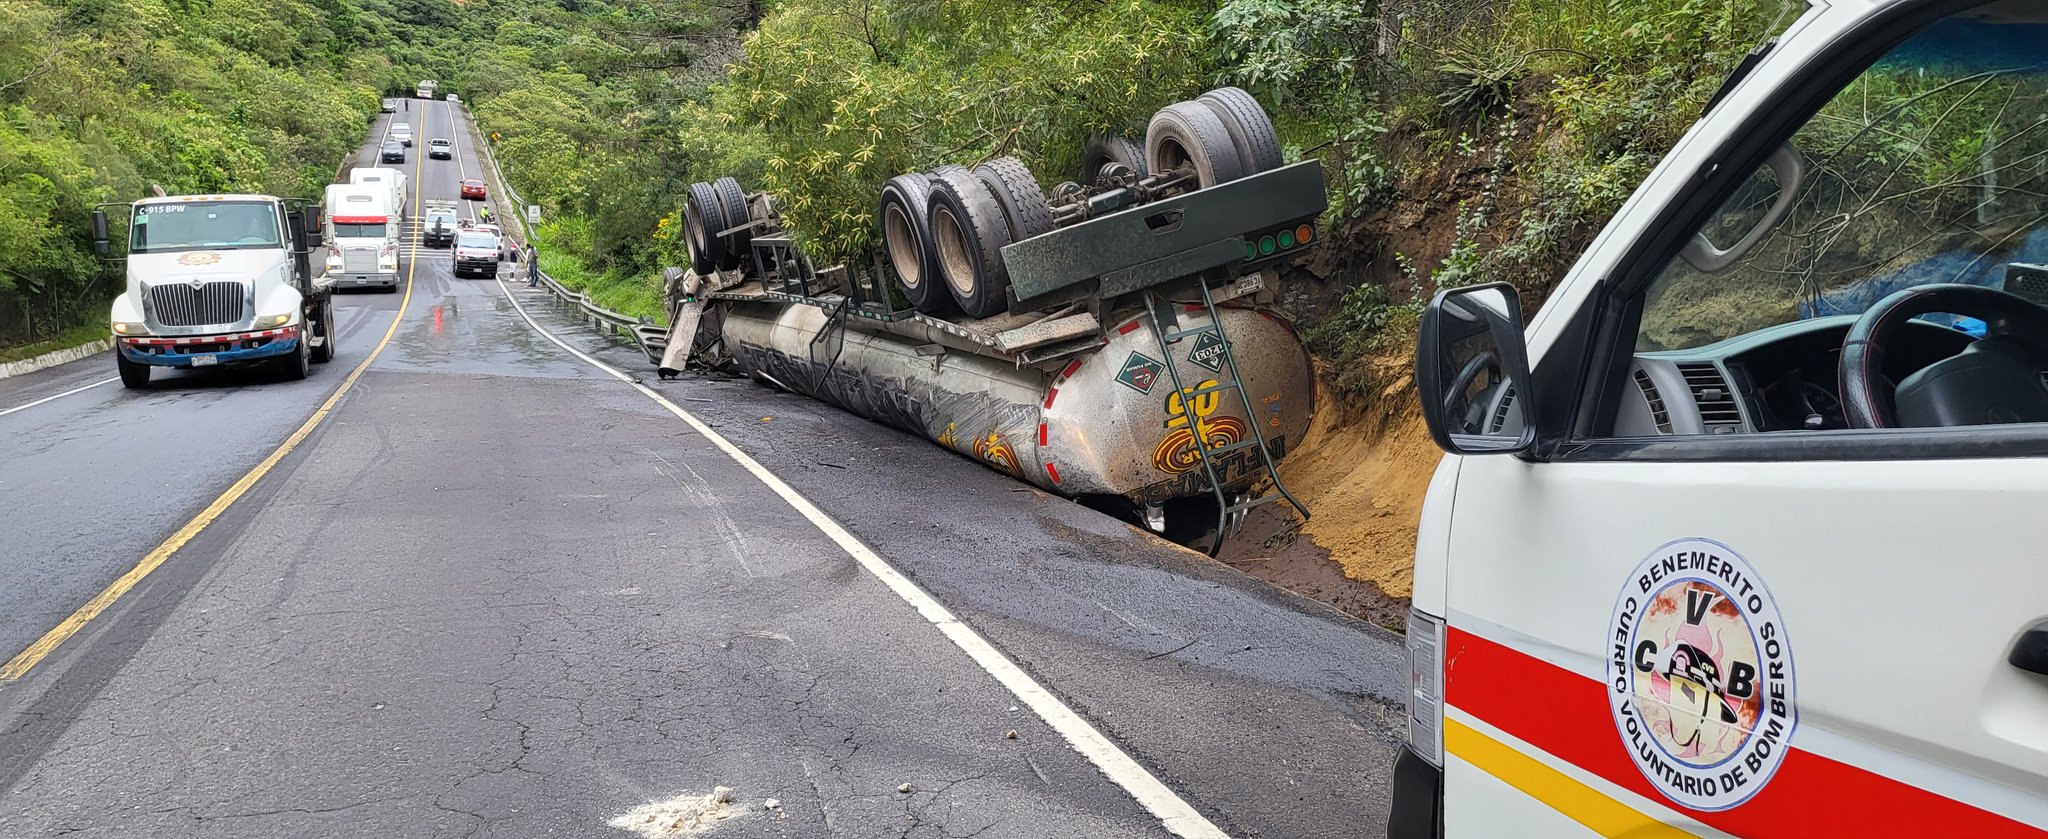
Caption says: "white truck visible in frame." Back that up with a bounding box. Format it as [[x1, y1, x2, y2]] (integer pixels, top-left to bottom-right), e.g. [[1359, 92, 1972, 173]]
[[94, 194, 337, 388], [416, 79, 436, 99], [322, 183, 400, 292], [1392, 2, 2048, 837], [348, 167, 407, 221]]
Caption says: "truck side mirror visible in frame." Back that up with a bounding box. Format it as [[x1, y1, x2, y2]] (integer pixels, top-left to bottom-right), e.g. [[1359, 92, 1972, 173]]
[[298, 206, 322, 251], [1416, 283, 1536, 455], [92, 210, 110, 259]]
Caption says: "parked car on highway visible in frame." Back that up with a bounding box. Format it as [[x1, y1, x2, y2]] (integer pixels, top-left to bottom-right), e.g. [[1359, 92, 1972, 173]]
[[446, 93, 459, 104], [460, 178, 487, 200], [453, 230, 499, 279], [423, 202, 459, 248], [379, 142, 405, 164], [389, 122, 413, 147], [380, 99, 397, 114], [428, 138, 453, 160]]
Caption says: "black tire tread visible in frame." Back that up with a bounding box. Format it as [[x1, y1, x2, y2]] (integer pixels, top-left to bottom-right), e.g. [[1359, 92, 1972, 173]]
[[1079, 134, 1147, 184], [973, 156, 1055, 242], [1145, 101, 1246, 190], [1198, 86, 1284, 174], [878, 173, 951, 314], [684, 181, 723, 274], [711, 177, 752, 271], [926, 169, 1014, 319]]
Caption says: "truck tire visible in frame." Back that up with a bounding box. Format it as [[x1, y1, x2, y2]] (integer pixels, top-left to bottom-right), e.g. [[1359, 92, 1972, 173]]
[[116, 350, 150, 390], [1145, 101, 1245, 190], [974, 156, 1056, 243], [310, 299, 336, 364], [1080, 134, 1147, 185], [684, 181, 724, 274], [926, 169, 1014, 319], [878, 173, 952, 314], [1198, 86, 1284, 175], [929, 164, 970, 178], [711, 177, 753, 271], [278, 332, 311, 381]]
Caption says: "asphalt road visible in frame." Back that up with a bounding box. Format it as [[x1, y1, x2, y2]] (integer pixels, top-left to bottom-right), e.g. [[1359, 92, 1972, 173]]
[[0, 101, 1407, 838]]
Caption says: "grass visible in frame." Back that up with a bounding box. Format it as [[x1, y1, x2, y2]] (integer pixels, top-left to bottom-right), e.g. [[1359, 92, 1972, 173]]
[[534, 245, 665, 324], [0, 323, 107, 365]]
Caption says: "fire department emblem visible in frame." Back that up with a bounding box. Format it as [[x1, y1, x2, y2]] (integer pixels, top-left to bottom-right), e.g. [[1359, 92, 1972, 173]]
[[1607, 538, 1796, 812], [178, 252, 222, 266]]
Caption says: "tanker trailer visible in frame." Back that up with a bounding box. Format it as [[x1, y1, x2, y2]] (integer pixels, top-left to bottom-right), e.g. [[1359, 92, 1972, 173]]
[[663, 89, 1324, 549]]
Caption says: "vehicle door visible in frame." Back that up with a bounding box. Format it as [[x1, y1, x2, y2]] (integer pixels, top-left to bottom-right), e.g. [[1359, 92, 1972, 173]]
[[1424, 4, 2048, 836]]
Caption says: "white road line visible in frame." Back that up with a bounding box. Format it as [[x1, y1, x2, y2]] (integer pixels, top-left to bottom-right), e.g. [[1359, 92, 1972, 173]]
[[0, 376, 118, 418], [491, 275, 1230, 839]]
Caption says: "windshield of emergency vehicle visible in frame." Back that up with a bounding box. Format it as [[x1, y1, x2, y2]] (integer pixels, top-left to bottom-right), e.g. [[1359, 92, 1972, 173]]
[[1637, 15, 2048, 352], [129, 201, 282, 254]]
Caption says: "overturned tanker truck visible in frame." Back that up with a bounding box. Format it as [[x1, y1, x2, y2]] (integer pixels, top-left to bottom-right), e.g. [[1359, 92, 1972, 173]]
[[657, 88, 1326, 548]]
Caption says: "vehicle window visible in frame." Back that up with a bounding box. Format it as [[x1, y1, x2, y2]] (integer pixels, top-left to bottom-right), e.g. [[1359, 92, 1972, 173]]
[[1640, 16, 2048, 352], [130, 201, 281, 253], [333, 222, 388, 238], [1616, 12, 2048, 434], [458, 233, 497, 249]]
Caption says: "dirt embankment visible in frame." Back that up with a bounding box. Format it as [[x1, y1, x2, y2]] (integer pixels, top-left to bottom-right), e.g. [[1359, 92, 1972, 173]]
[[1219, 355, 1437, 631]]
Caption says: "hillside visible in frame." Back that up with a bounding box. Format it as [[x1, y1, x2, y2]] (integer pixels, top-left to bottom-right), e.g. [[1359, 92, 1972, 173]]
[[3, 0, 1784, 619]]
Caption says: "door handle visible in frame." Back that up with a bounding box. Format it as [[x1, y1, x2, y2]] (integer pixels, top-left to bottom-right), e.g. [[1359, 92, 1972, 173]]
[[2011, 623, 2048, 676]]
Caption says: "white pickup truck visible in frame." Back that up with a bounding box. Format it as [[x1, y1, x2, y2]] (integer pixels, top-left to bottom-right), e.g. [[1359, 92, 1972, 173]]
[[1391, 2, 2048, 837], [95, 194, 337, 388]]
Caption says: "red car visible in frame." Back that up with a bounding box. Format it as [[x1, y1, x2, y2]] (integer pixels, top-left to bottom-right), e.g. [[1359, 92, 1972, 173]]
[[460, 178, 487, 200]]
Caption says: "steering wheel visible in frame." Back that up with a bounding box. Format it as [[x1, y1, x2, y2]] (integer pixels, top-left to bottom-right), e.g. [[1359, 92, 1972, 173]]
[[1444, 349, 1503, 434], [1840, 283, 2048, 428]]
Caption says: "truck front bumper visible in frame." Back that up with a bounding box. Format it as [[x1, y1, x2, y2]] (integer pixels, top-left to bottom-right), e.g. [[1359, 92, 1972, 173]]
[[118, 327, 300, 368], [332, 272, 399, 288]]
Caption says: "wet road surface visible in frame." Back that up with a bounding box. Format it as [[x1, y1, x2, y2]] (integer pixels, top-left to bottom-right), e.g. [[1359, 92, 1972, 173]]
[[0, 101, 1407, 838]]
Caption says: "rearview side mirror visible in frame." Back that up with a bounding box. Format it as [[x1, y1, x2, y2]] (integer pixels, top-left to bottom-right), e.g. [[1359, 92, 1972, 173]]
[[1416, 283, 1536, 455], [91, 210, 110, 259]]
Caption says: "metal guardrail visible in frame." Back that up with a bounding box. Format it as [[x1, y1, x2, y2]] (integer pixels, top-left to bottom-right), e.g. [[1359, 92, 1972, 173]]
[[464, 106, 669, 363]]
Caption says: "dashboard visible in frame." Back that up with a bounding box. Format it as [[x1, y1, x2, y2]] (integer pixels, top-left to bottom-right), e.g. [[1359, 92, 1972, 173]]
[[1619, 316, 1977, 435]]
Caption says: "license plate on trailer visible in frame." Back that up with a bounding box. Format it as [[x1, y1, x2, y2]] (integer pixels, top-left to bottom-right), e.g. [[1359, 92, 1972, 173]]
[[188, 354, 218, 367]]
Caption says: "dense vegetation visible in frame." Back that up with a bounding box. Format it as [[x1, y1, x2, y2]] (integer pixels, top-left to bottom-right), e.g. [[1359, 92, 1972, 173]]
[[5, 0, 1784, 401], [0, 0, 388, 344]]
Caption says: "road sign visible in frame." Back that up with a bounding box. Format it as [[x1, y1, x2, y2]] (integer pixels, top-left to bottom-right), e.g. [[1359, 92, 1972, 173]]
[[526, 205, 541, 224]]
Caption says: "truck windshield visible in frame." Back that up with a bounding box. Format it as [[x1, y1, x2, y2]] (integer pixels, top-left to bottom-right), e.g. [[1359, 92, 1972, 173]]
[[333, 222, 388, 238], [1636, 19, 2048, 351], [457, 233, 497, 249], [130, 202, 280, 253]]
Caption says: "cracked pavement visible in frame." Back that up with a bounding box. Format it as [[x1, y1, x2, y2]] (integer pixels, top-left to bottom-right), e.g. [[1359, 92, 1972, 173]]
[[0, 100, 1407, 838]]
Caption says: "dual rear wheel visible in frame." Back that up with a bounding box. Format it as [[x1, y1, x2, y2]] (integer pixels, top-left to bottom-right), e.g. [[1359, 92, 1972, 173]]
[[883, 86, 1283, 320]]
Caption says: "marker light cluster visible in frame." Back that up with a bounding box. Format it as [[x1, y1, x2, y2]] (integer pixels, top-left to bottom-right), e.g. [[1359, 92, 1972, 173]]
[[1245, 223, 1317, 260]]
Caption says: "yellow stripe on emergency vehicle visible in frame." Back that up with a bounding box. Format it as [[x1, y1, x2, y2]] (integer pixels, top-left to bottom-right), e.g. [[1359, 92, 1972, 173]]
[[1446, 718, 1696, 838]]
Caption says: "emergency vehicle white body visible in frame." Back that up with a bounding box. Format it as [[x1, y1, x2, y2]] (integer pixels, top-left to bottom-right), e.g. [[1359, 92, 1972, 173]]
[[321, 183, 399, 291], [1392, 1, 2048, 836]]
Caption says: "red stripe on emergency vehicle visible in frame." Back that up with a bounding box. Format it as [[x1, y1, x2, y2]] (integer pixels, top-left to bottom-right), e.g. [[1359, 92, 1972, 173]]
[[1445, 626, 2045, 837], [330, 215, 387, 224]]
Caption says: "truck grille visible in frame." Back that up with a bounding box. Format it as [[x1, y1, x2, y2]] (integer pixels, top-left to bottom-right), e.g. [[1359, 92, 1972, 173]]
[[149, 282, 246, 327], [343, 246, 379, 274]]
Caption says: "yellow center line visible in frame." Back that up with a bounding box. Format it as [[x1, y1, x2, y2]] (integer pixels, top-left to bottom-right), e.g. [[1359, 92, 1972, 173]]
[[0, 138, 426, 683]]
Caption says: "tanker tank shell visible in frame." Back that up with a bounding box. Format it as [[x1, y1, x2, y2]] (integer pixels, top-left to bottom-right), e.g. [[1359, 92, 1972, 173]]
[[721, 300, 1315, 506]]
